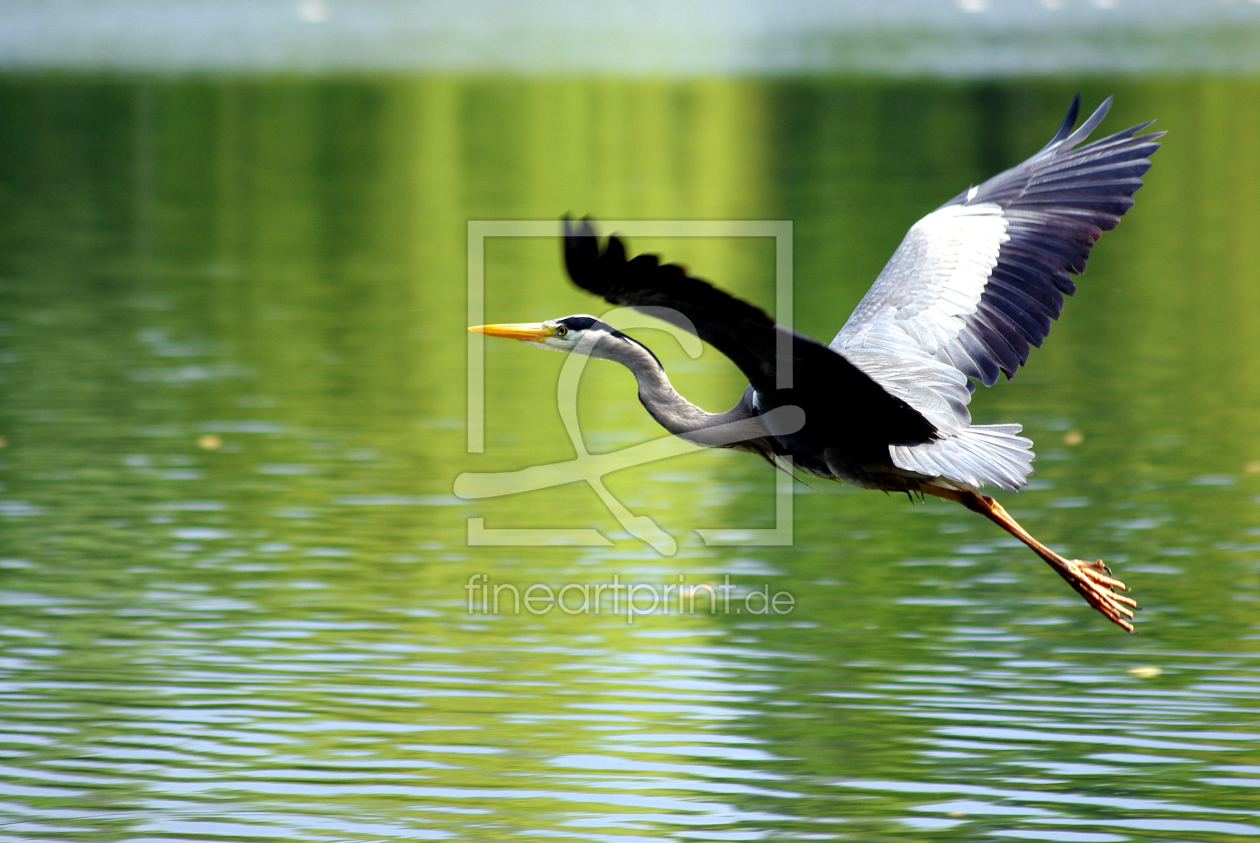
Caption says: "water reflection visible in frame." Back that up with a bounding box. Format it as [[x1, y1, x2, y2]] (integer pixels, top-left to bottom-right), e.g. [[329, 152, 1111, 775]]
[[0, 74, 1258, 840]]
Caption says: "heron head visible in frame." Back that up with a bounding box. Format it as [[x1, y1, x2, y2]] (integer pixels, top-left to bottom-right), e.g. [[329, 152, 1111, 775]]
[[469, 315, 620, 357]]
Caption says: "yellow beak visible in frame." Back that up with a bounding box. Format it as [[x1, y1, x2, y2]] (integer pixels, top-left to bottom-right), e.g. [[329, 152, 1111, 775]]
[[468, 322, 553, 342]]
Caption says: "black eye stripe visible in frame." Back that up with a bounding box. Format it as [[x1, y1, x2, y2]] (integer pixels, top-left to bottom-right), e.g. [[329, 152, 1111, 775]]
[[558, 316, 599, 331]]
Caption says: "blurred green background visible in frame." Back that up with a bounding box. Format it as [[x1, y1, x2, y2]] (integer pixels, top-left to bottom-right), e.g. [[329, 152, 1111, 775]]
[[3, 4, 1260, 841]]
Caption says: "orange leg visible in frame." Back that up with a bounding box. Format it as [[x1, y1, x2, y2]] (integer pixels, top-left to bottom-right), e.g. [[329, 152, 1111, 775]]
[[922, 488, 1137, 632]]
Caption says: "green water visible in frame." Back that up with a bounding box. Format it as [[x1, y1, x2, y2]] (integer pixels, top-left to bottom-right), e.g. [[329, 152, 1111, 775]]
[[2, 75, 1260, 841]]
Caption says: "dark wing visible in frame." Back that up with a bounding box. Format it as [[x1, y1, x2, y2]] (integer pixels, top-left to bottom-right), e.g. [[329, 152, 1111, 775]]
[[831, 95, 1163, 430], [563, 218, 936, 447]]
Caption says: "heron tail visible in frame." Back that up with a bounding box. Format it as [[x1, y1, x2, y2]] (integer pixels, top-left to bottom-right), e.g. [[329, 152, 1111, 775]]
[[890, 423, 1035, 493]]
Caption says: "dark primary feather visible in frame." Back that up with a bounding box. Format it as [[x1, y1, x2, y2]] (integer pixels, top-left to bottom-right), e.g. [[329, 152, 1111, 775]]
[[934, 94, 1164, 385], [562, 217, 937, 449]]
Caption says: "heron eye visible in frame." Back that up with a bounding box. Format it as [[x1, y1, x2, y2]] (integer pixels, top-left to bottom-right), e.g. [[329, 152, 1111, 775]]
[[556, 325, 568, 337]]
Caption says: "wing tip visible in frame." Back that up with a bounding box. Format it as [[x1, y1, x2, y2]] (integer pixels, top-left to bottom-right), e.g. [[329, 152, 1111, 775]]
[[1060, 95, 1113, 151], [1047, 92, 1082, 147], [562, 214, 603, 286], [1044, 94, 1126, 156]]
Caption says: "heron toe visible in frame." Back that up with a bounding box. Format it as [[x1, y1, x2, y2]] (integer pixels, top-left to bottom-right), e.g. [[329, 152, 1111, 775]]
[[1061, 558, 1137, 632]]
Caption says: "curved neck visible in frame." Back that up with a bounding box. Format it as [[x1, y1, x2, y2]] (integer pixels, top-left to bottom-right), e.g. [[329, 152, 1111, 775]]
[[599, 335, 751, 439]]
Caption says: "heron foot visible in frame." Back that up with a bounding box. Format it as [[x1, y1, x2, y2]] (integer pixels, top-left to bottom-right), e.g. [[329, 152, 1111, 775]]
[[922, 488, 1139, 631], [1058, 557, 1137, 633]]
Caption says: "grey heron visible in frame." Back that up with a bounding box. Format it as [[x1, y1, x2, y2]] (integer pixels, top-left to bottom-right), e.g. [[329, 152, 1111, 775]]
[[472, 95, 1161, 631]]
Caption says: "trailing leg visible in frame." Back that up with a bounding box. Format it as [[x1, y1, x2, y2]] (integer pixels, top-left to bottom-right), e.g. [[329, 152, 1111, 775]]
[[923, 487, 1137, 632]]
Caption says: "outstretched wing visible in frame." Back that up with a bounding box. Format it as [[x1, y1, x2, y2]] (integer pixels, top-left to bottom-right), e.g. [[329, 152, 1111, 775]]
[[563, 218, 936, 446], [832, 95, 1163, 430]]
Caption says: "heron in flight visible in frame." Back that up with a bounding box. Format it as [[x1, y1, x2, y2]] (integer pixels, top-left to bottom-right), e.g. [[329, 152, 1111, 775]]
[[472, 95, 1161, 631]]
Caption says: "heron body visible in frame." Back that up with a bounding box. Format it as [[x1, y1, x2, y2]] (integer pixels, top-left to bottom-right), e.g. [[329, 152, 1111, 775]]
[[472, 96, 1162, 631]]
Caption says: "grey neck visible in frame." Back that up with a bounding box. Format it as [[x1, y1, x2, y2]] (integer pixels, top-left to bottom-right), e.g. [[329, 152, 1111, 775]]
[[599, 334, 758, 445]]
